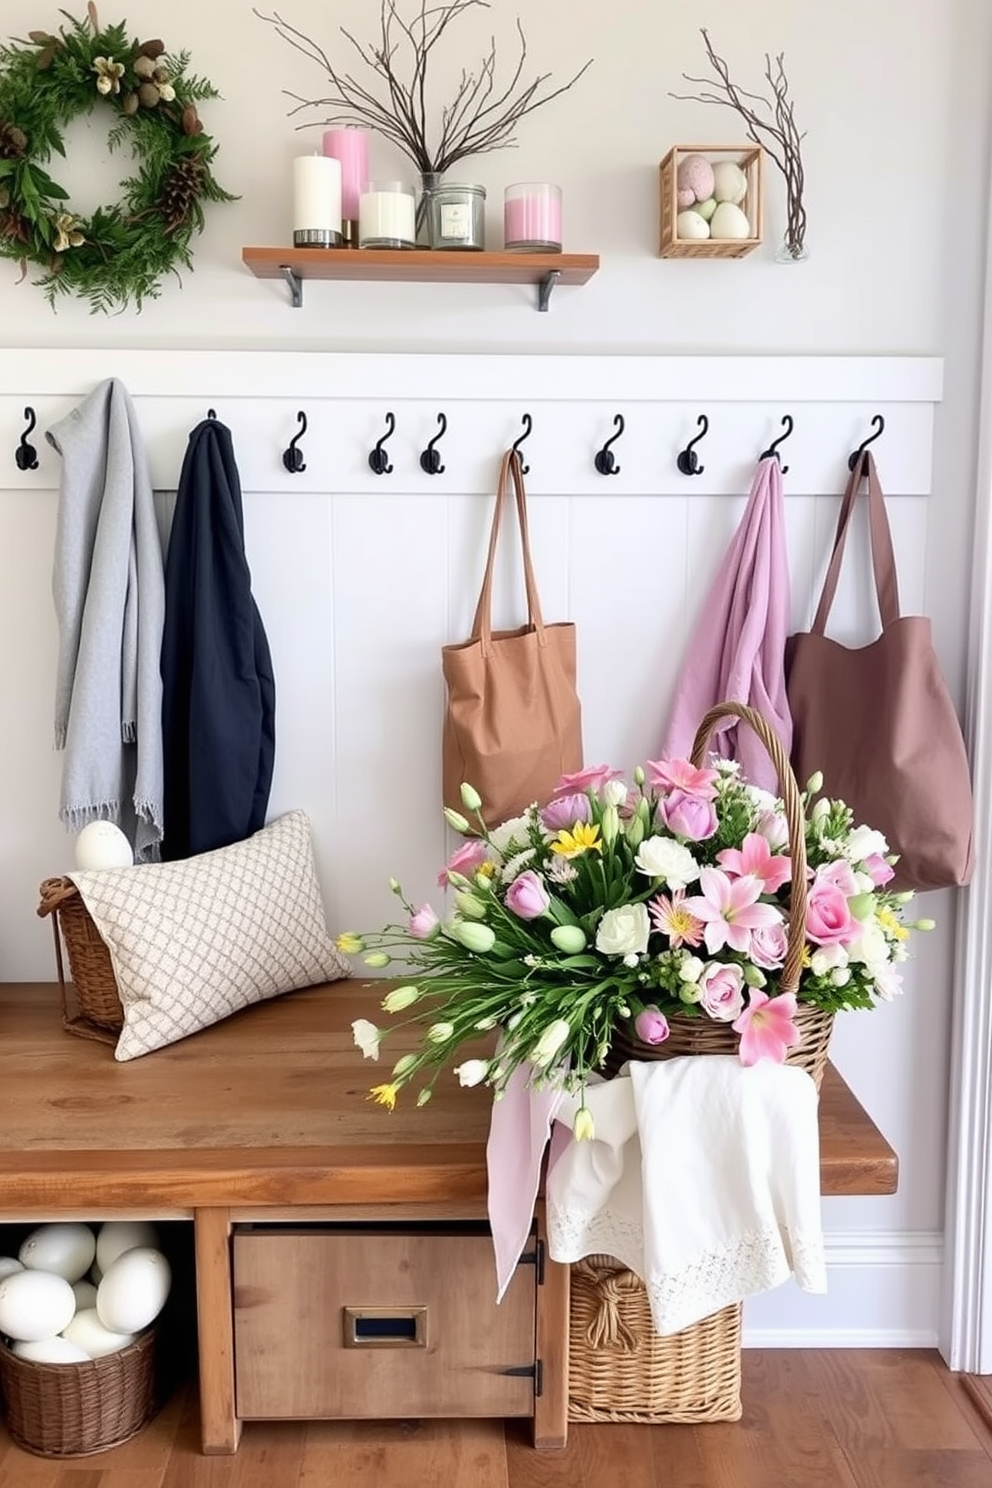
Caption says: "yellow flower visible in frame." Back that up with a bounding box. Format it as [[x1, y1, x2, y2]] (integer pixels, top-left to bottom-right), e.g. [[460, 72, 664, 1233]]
[[550, 822, 602, 858], [876, 907, 909, 941], [52, 213, 85, 252], [368, 1082, 399, 1110], [573, 1106, 595, 1141], [336, 932, 364, 955]]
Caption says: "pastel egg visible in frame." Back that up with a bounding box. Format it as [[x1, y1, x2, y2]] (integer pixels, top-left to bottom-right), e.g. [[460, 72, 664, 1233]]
[[676, 153, 715, 203], [676, 210, 710, 240], [676, 187, 696, 209], [0, 1269, 76, 1342], [74, 820, 134, 870], [710, 201, 751, 239], [13, 1336, 91, 1364], [72, 1278, 99, 1313], [97, 1247, 171, 1335], [0, 1257, 24, 1281], [712, 161, 748, 205], [19, 1223, 96, 1283], [95, 1221, 159, 1276], [694, 196, 718, 222], [62, 1307, 135, 1358]]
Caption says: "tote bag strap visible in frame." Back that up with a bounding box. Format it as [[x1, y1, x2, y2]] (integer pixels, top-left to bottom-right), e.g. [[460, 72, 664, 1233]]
[[471, 448, 547, 654], [811, 450, 901, 634]]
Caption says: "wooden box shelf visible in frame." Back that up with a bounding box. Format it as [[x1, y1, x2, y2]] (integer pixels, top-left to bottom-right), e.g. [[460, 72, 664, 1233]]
[[659, 145, 764, 259], [241, 245, 599, 311]]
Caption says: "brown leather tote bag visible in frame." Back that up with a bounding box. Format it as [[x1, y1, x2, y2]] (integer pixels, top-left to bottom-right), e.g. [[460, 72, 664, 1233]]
[[442, 449, 583, 827], [785, 451, 973, 893]]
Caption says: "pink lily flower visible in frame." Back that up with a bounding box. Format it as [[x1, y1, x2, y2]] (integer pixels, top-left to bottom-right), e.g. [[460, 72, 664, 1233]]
[[864, 853, 895, 888], [408, 904, 440, 939], [733, 990, 802, 1066], [717, 832, 792, 894], [552, 764, 624, 798], [645, 757, 719, 800], [683, 868, 783, 955], [436, 838, 488, 887], [814, 859, 859, 897]]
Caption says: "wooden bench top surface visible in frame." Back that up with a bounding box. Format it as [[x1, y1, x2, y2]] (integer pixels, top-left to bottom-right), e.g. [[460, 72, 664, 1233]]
[[0, 980, 897, 1211]]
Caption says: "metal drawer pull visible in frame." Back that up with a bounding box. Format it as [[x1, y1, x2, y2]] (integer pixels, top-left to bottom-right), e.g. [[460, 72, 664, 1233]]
[[343, 1306, 428, 1348]]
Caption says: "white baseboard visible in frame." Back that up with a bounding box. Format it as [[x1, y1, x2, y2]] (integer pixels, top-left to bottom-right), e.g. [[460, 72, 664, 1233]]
[[742, 1231, 943, 1348]]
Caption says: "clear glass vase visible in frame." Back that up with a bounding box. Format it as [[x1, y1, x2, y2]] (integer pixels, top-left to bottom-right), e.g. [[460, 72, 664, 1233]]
[[416, 171, 444, 248], [775, 235, 809, 264]]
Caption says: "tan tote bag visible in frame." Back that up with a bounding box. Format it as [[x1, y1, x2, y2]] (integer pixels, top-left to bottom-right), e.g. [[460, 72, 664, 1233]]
[[442, 448, 583, 827], [785, 451, 973, 893]]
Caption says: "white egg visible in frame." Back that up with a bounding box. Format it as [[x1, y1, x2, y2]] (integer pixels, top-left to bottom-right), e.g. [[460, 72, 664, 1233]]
[[712, 160, 748, 205], [676, 209, 710, 240], [95, 1221, 159, 1276], [710, 202, 751, 240], [0, 1257, 24, 1281], [0, 1269, 76, 1342], [19, 1223, 96, 1283], [62, 1307, 135, 1358], [97, 1247, 171, 1335], [13, 1336, 91, 1364], [74, 820, 134, 871], [72, 1278, 99, 1313]]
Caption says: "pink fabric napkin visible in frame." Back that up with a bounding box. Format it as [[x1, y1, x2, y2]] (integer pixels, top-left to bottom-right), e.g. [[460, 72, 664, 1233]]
[[662, 457, 792, 792], [487, 1066, 563, 1301]]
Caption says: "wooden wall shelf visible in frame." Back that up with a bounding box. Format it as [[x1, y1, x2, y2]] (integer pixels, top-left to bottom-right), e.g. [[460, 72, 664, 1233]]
[[242, 246, 599, 312]]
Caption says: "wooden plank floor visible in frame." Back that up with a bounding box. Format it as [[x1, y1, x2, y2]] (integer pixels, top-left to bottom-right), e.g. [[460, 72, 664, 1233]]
[[2, 1352, 990, 1487]]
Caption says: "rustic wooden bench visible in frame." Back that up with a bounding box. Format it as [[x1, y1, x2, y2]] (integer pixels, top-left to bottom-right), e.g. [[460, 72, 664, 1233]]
[[0, 979, 897, 1454]]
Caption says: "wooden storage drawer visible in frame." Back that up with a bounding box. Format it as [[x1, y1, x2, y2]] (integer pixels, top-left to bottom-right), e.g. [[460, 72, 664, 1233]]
[[232, 1222, 538, 1421]]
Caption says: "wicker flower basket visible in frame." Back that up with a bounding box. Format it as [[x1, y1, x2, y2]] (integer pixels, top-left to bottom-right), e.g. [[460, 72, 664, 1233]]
[[36, 877, 122, 1044], [568, 1256, 741, 1423], [608, 699, 835, 1090], [0, 1328, 157, 1458]]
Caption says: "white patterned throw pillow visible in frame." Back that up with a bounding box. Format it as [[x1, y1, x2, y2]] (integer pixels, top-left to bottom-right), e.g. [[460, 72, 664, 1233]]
[[70, 810, 349, 1061]]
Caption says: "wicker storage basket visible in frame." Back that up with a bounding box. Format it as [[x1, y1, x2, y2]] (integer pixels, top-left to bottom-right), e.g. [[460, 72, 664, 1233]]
[[568, 1256, 741, 1423], [608, 700, 835, 1089], [36, 877, 122, 1044], [0, 1327, 157, 1458]]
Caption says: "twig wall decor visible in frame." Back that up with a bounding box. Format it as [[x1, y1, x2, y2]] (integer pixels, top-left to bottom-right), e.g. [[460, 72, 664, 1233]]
[[671, 29, 807, 263]]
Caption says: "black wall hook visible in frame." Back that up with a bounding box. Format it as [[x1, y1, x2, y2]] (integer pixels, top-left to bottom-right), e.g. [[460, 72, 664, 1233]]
[[511, 413, 533, 475], [15, 406, 38, 472], [282, 410, 308, 473], [207, 408, 217, 420], [368, 411, 396, 475], [419, 412, 447, 475], [759, 414, 794, 474], [594, 414, 625, 476], [848, 414, 885, 472], [676, 414, 710, 476]]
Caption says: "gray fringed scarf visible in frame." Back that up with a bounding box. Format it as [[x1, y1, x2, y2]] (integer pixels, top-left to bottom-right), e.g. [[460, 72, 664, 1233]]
[[49, 378, 165, 862]]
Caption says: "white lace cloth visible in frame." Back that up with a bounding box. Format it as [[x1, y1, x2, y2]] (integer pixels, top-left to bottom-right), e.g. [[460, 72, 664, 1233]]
[[547, 1056, 827, 1336]]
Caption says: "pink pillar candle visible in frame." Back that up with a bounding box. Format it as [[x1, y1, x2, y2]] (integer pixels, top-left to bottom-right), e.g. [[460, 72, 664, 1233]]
[[503, 182, 563, 252], [322, 127, 370, 220]]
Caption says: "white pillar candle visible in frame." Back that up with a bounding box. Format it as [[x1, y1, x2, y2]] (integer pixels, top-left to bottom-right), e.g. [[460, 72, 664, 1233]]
[[293, 155, 342, 247], [358, 182, 416, 248]]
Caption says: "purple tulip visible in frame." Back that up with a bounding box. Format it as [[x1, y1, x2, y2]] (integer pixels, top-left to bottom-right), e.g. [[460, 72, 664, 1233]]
[[541, 793, 592, 832], [505, 870, 551, 921], [633, 1006, 670, 1045]]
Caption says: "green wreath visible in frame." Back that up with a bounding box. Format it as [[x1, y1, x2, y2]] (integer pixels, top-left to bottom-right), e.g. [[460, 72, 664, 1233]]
[[0, 4, 234, 312]]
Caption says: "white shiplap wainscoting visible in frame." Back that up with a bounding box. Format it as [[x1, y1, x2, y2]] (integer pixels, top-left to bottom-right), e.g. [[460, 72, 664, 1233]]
[[0, 351, 944, 1348]]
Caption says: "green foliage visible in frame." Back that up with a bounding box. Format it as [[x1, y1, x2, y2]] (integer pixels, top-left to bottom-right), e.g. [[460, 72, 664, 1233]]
[[0, 8, 235, 312]]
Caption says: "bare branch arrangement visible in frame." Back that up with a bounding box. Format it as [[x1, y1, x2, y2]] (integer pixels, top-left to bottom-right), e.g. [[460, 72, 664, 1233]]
[[671, 29, 807, 259], [255, 0, 592, 178]]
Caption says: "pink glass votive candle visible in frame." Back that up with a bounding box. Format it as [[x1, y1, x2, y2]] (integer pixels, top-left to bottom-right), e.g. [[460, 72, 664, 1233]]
[[322, 127, 370, 245], [503, 182, 562, 252]]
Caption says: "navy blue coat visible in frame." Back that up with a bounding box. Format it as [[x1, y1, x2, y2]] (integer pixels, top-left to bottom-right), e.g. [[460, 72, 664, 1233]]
[[161, 418, 276, 860]]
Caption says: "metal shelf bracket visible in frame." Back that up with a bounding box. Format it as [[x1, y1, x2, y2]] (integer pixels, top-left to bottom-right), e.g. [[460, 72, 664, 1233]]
[[280, 265, 303, 309], [538, 270, 561, 313]]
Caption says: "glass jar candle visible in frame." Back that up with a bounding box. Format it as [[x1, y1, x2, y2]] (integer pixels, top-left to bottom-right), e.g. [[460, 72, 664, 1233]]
[[358, 181, 416, 249], [503, 182, 562, 252], [426, 181, 486, 250]]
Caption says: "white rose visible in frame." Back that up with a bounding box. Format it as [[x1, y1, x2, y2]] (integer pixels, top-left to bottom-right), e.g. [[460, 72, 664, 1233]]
[[595, 903, 650, 957], [847, 825, 889, 862], [634, 836, 699, 890], [603, 779, 628, 807], [847, 920, 889, 971], [810, 944, 848, 976], [679, 955, 705, 983]]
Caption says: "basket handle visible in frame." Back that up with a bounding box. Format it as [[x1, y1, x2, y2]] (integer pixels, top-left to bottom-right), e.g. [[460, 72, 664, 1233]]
[[689, 701, 808, 996], [36, 876, 79, 918]]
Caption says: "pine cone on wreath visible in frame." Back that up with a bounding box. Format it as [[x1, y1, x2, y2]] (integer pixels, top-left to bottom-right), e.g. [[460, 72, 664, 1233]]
[[0, 122, 27, 159], [159, 155, 206, 231]]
